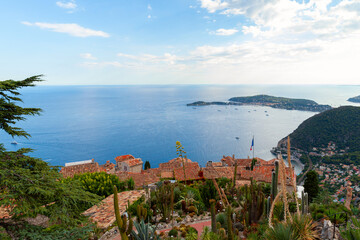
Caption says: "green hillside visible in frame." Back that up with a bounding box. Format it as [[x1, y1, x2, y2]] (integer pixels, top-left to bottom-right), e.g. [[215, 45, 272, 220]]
[[287, 106, 360, 152]]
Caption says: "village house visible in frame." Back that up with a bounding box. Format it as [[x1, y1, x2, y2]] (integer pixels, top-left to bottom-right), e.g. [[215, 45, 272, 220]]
[[60, 159, 105, 178], [115, 154, 143, 173]]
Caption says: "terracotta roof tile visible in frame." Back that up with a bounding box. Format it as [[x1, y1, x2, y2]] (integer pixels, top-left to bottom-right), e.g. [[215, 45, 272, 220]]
[[83, 190, 145, 229], [161, 171, 174, 179], [115, 172, 160, 188], [115, 155, 135, 162], [202, 167, 234, 179], [125, 158, 143, 167], [173, 162, 200, 181], [60, 162, 104, 178]]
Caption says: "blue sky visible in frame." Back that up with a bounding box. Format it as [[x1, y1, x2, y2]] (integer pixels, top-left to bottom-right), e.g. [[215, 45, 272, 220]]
[[1, 0, 360, 85]]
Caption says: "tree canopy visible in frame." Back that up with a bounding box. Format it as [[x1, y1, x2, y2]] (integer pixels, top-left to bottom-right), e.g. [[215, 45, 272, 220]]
[[0, 76, 101, 237], [304, 170, 320, 203], [288, 106, 360, 152], [0, 75, 43, 138]]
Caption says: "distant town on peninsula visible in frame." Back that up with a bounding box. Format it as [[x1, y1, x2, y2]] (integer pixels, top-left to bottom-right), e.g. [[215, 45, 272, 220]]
[[187, 94, 332, 112]]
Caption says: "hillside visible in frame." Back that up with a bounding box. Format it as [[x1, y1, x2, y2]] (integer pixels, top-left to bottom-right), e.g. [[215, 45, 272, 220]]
[[278, 106, 360, 152], [187, 94, 332, 112], [348, 95, 360, 103]]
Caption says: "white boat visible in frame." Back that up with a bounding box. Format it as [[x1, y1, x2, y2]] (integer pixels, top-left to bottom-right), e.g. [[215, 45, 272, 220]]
[[11, 141, 18, 145]]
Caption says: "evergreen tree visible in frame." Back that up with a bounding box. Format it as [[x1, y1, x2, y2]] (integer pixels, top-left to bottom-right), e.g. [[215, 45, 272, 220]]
[[304, 170, 320, 202], [0, 75, 43, 138], [144, 160, 151, 170], [0, 76, 101, 233]]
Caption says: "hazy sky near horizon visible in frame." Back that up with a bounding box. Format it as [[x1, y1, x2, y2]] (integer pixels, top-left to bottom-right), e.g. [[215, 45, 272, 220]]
[[1, 0, 360, 85]]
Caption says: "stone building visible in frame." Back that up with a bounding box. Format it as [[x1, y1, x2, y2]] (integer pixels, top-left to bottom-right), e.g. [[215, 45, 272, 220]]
[[115, 154, 143, 173]]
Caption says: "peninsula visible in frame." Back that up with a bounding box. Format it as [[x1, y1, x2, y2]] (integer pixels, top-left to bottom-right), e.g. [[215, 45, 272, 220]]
[[187, 94, 332, 112], [348, 95, 360, 103]]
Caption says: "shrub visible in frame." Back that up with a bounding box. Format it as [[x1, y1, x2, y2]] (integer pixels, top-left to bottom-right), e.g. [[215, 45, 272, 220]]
[[199, 180, 217, 208], [65, 172, 130, 198], [168, 228, 178, 237], [216, 213, 227, 230]]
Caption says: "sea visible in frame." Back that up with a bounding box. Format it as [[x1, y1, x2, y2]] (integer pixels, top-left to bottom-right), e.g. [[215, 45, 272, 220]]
[[1, 85, 360, 175]]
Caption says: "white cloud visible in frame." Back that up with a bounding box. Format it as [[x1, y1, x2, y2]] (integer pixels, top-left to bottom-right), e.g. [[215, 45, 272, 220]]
[[199, 0, 360, 40], [148, 4, 152, 10], [213, 28, 238, 36], [200, 0, 228, 13], [117, 52, 181, 65], [148, 15, 152, 19], [21, 22, 110, 37], [56, 1, 77, 9], [80, 53, 97, 60]]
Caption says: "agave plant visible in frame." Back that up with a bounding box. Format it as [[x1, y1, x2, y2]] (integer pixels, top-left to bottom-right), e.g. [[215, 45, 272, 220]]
[[185, 228, 198, 240], [131, 220, 160, 240], [341, 217, 360, 240], [291, 215, 319, 240], [265, 222, 298, 240], [200, 226, 211, 240]]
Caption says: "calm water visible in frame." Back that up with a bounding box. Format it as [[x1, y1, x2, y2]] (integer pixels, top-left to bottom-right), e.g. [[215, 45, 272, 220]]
[[1, 85, 360, 174]]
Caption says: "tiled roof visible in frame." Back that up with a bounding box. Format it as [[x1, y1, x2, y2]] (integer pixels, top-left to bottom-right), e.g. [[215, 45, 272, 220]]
[[60, 162, 104, 178], [202, 167, 234, 179], [221, 156, 235, 166], [235, 180, 252, 186], [100, 160, 116, 172], [212, 162, 223, 167], [161, 171, 174, 179], [83, 190, 145, 229], [0, 205, 12, 220], [169, 157, 192, 163], [115, 155, 135, 162], [125, 158, 143, 167], [221, 156, 270, 167], [159, 158, 193, 172], [143, 168, 161, 176], [115, 171, 160, 188], [237, 165, 292, 184], [173, 162, 201, 181]]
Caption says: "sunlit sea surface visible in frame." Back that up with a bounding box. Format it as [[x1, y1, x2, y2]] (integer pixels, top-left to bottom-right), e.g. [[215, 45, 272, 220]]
[[1, 85, 360, 174]]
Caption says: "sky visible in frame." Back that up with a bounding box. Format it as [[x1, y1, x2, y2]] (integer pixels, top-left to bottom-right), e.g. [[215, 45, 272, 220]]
[[1, 0, 360, 85]]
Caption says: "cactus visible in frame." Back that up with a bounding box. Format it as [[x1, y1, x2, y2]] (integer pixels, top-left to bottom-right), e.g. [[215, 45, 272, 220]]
[[266, 196, 271, 217], [210, 199, 217, 233], [250, 158, 257, 171], [301, 191, 309, 215], [227, 206, 233, 240], [217, 222, 222, 231], [131, 219, 160, 240], [271, 160, 279, 201], [304, 193, 309, 214], [233, 161, 237, 187], [136, 204, 148, 222], [301, 191, 305, 215], [114, 185, 133, 240], [237, 179, 264, 225], [219, 228, 226, 239]]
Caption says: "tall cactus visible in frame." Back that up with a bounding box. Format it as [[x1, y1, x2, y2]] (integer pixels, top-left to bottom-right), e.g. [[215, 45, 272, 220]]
[[266, 196, 271, 217], [136, 205, 148, 222], [233, 160, 237, 188], [219, 228, 226, 239], [237, 179, 264, 225], [114, 185, 133, 240], [227, 206, 233, 240], [210, 199, 217, 233], [271, 160, 279, 201], [301, 191, 309, 215]]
